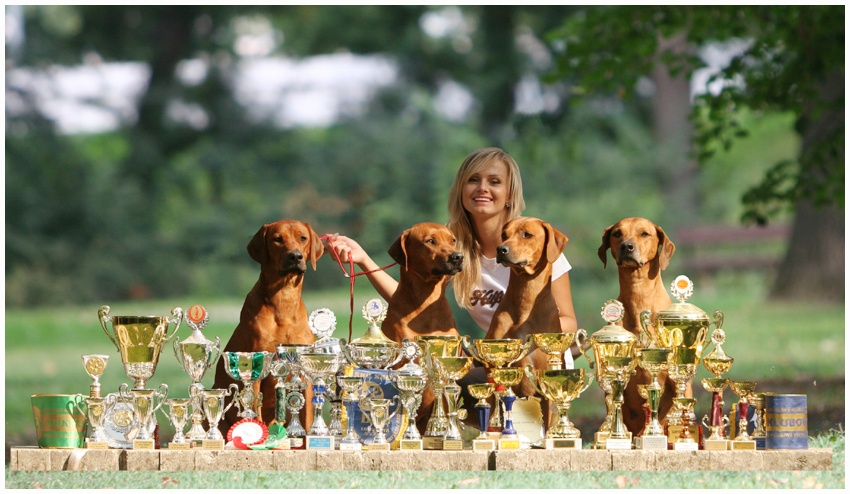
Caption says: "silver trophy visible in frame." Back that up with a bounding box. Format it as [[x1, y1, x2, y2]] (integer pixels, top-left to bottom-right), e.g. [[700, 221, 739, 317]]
[[162, 398, 192, 445], [299, 352, 342, 436], [337, 375, 366, 450], [222, 351, 274, 419], [74, 393, 118, 445], [118, 382, 168, 442], [391, 355, 428, 443], [172, 304, 221, 441], [277, 344, 311, 438], [202, 384, 240, 441]]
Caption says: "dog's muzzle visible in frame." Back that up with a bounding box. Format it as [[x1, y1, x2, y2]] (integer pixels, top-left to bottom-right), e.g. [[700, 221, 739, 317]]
[[279, 250, 308, 273], [435, 251, 464, 275], [496, 245, 527, 267], [616, 242, 645, 267]]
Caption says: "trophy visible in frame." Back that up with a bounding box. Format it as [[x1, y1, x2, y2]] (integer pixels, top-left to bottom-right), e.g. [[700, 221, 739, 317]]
[[268, 350, 291, 442], [356, 298, 394, 344], [299, 352, 342, 442], [415, 335, 462, 448], [750, 392, 767, 449], [667, 346, 700, 444], [276, 343, 311, 442], [728, 380, 757, 450], [118, 382, 168, 448], [391, 354, 429, 450], [162, 398, 191, 448], [532, 331, 588, 370], [337, 375, 366, 450], [74, 393, 118, 448], [360, 397, 400, 450], [604, 356, 636, 450], [223, 351, 274, 420], [98, 305, 183, 390], [324, 379, 345, 443], [634, 347, 672, 449], [81, 354, 110, 398], [673, 397, 698, 450], [490, 366, 524, 449], [586, 300, 637, 449], [462, 336, 532, 434], [309, 308, 340, 354], [701, 321, 735, 450], [468, 383, 496, 451], [432, 356, 473, 450], [201, 384, 239, 447], [173, 304, 221, 441], [524, 367, 594, 449]]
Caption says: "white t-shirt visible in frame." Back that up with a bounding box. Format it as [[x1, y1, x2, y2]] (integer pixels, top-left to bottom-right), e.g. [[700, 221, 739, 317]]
[[467, 253, 575, 369]]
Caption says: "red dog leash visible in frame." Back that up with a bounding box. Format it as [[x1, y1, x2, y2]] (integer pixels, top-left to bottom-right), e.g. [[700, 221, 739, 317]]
[[320, 234, 397, 342]]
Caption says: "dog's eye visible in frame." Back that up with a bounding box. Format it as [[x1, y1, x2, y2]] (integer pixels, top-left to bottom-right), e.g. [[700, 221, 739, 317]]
[[640, 231, 651, 237], [612, 231, 622, 238], [273, 235, 283, 243], [522, 231, 533, 239], [300, 235, 308, 242], [501, 232, 508, 241], [425, 238, 436, 245]]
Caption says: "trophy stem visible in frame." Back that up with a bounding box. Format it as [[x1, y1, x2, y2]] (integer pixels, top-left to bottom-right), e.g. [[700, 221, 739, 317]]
[[475, 403, 491, 440], [328, 401, 344, 438], [424, 384, 449, 437], [501, 392, 518, 438], [550, 399, 578, 438], [341, 398, 361, 446], [307, 380, 329, 436], [645, 378, 665, 436], [402, 393, 422, 440], [489, 389, 504, 431], [443, 384, 463, 441]]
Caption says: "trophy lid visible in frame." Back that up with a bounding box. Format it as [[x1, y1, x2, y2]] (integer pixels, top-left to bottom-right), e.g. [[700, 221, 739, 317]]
[[350, 299, 394, 345], [654, 276, 710, 323], [181, 304, 214, 345], [590, 300, 637, 344]]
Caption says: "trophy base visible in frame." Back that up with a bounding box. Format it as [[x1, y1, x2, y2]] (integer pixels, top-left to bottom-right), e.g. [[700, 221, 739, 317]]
[[85, 440, 109, 450], [423, 436, 444, 450], [754, 436, 766, 450], [704, 439, 730, 451], [666, 425, 701, 449], [365, 442, 391, 451], [592, 431, 609, 449], [167, 442, 191, 450], [188, 439, 204, 449], [730, 439, 756, 451], [399, 439, 423, 451], [442, 439, 463, 451], [133, 439, 155, 450], [544, 438, 581, 450], [202, 439, 224, 450], [473, 439, 496, 451], [306, 436, 335, 450], [672, 440, 699, 451], [634, 435, 668, 450], [605, 438, 632, 450], [289, 437, 305, 449], [498, 438, 521, 450], [339, 442, 363, 451]]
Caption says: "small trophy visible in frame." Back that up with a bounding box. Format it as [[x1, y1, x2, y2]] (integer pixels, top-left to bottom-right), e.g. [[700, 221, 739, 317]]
[[490, 367, 525, 450], [672, 398, 699, 450], [163, 398, 192, 449], [634, 348, 672, 450], [751, 392, 767, 449], [604, 356, 636, 450], [222, 351, 274, 420], [300, 351, 342, 450], [728, 380, 758, 450], [432, 356, 473, 450], [81, 354, 110, 398], [119, 382, 168, 449], [74, 393, 117, 449], [201, 384, 239, 449], [532, 330, 588, 370], [276, 343, 311, 446], [416, 335, 462, 450], [525, 367, 593, 449], [701, 326, 735, 451], [391, 352, 428, 451], [337, 375, 366, 450], [468, 384, 496, 451], [359, 397, 400, 451]]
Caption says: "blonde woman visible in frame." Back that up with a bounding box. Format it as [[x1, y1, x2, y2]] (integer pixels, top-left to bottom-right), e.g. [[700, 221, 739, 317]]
[[325, 147, 578, 367]]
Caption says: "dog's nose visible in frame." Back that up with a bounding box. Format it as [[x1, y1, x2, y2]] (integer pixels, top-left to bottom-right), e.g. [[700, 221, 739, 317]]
[[620, 241, 635, 253], [497, 245, 510, 257], [288, 250, 304, 263], [449, 252, 464, 264]]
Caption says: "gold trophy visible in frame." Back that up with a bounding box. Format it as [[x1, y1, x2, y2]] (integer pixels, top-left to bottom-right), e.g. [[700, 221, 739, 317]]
[[727, 380, 757, 450], [416, 335, 461, 450], [468, 383, 496, 451], [604, 356, 637, 450], [433, 356, 473, 450], [98, 305, 184, 390], [532, 330, 588, 370], [673, 397, 698, 449], [73, 392, 118, 448], [701, 324, 735, 451], [587, 300, 637, 449], [81, 354, 110, 398], [666, 346, 701, 448], [162, 398, 192, 448], [751, 392, 767, 449], [490, 366, 525, 450], [118, 382, 168, 449], [524, 366, 594, 449], [634, 347, 672, 450]]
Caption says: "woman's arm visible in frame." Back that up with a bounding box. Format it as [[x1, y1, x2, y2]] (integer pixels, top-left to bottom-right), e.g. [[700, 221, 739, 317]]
[[551, 272, 579, 335], [323, 234, 399, 301]]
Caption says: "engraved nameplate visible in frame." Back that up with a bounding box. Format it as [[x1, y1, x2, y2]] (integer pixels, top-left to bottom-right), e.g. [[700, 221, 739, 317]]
[[168, 442, 191, 450], [442, 439, 463, 451], [672, 441, 699, 451], [704, 439, 730, 451], [86, 441, 109, 450], [472, 439, 495, 451], [546, 438, 581, 449], [605, 438, 632, 450], [306, 436, 334, 450], [365, 442, 390, 451], [202, 439, 224, 450], [133, 439, 155, 450], [399, 439, 423, 451], [423, 437, 444, 450], [339, 442, 362, 451], [730, 440, 756, 451], [635, 435, 668, 450], [498, 438, 521, 450]]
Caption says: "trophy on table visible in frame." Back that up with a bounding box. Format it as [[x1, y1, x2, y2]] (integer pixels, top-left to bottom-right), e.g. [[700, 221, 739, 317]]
[[532, 330, 588, 370], [74, 392, 118, 448], [222, 351, 274, 420], [587, 300, 637, 449], [200, 384, 239, 448], [416, 335, 462, 449], [98, 305, 183, 390], [727, 380, 758, 450], [700, 323, 735, 450], [490, 366, 525, 450], [359, 396, 400, 450], [391, 348, 429, 450], [118, 382, 168, 449], [634, 347, 672, 450], [604, 356, 637, 450], [524, 366, 594, 449], [300, 351, 342, 448], [667, 347, 701, 450], [468, 383, 496, 451], [276, 343, 311, 445], [432, 356, 473, 450], [673, 397, 698, 449], [173, 304, 221, 442], [162, 397, 192, 448], [750, 392, 767, 449], [337, 375, 366, 450], [81, 354, 110, 398]]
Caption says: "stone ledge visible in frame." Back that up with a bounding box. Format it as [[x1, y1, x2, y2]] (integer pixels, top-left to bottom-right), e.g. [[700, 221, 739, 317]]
[[8, 447, 833, 472]]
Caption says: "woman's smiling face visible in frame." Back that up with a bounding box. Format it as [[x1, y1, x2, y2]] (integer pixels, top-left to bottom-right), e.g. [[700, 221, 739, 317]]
[[462, 159, 509, 220]]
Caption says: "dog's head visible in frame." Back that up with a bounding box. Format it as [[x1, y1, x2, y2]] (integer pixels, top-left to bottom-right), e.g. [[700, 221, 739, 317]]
[[388, 222, 464, 281], [247, 220, 324, 276], [496, 217, 568, 275], [598, 217, 675, 270]]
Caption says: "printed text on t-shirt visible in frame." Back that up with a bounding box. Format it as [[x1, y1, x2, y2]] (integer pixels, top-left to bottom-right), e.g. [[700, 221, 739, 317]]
[[471, 289, 503, 307]]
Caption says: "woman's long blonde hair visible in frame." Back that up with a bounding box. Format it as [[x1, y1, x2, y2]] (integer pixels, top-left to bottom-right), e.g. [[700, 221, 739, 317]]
[[447, 147, 525, 309]]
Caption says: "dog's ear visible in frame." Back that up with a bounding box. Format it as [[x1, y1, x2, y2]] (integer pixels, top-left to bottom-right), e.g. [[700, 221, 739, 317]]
[[597, 224, 614, 268], [247, 223, 268, 265], [306, 223, 324, 271], [388, 229, 410, 271], [655, 224, 676, 270], [544, 222, 569, 264]]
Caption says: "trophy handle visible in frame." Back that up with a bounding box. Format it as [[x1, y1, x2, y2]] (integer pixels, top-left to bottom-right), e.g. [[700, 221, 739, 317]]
[[210, 336, 222, 368], [73, 393, 88, 418], [152, 384, 169, 416], [223, 383, 240, 414], [118, 382, 132, 401], [512, 336, 534, 365], [97, 305, 120, 351], [172, 337, 185, 368], [574, 328, 589, 363], [701, 414, 710, 429], [639, 310, 654, 348], [522, 365, 544, 396], [164, 307, 184, 343], [581, 372, 595, 394], [460, 335, 477, 363]]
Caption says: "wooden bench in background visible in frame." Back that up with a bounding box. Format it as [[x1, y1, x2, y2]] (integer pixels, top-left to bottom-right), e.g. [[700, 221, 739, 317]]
[[675, 224, 791, 277]]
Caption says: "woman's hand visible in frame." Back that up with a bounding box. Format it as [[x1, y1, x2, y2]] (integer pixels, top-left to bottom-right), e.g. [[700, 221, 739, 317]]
[[323, 234, 368, 266]]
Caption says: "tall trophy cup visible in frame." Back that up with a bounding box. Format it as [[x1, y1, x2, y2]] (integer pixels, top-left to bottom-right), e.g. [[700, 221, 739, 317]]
[[587, 300, 637, 449], [532, 330, 588, 370], [604, 356, 636, 450], [74, 393, 118, 448], [433, 356, 473, 450], [416, 335, 462, 450], [118, 382, 168, 449], [728, 380, 758, 450], [524, 366, 594, 449], [98, 305, 183, 390], [337, 375, 366, 450], [81, 354, 110, 398], [267, 350, 291, 447], [391, 357, 429, 450], [672, 397, 699, 450], [490, 366, 525, 450], [299, 352, 342, 449], [701, 321, 735, 451], [468, 383, 496, 451], [162, 397, 191, 448], [222, 351, 274, 420], [173, 304, 221, 442], [634, 348, 672, 450], [276, 343, 311, 446], [201, 384, 239, 449]]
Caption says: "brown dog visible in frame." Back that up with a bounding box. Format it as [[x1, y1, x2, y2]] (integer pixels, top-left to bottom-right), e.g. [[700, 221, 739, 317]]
[[486, 217, 569, 424], [213, 219, 324, 436], [381, 222, 464, 431], [598, 217, 676, 435]]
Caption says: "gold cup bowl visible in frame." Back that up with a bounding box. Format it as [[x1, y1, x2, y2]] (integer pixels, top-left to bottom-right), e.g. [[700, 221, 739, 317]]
[[525, 367, 593, 438], [532, 330, 587, 370], [463, 337, 531, 369]]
